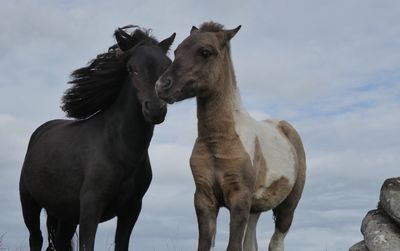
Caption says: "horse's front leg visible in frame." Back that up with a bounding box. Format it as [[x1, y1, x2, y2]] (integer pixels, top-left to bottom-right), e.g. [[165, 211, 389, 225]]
[[226, 190, 252, 251], [79, 191, 104, 251], [115, 157, 151, 251], [114, 199, 143, 251], [195, 189, 219, 251], [222, 176, 251, 251]]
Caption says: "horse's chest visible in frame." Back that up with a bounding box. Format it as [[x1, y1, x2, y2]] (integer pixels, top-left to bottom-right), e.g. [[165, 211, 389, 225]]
[[102, 169, 148, 220], [190, 138, 254, 206], [118, 177, 136, 198]]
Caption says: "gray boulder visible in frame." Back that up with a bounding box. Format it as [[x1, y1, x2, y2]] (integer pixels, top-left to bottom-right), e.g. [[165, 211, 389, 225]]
[[380, 177, 400, 225], [349, 240, 369, 251], [361, 209, 400, 251]]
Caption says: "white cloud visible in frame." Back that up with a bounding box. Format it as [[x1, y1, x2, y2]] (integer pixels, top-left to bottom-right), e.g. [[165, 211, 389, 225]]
[[1, 0, 399, 250], [249, 110, 271, 121], [0, 114, 36, 164]]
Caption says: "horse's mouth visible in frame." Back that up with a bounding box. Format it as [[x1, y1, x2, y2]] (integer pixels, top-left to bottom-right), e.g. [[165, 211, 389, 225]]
[[148, 115, 165, 124], [156, 91, 176, 104], [142, 105, 167, 124], [143, 112, 166, 124]]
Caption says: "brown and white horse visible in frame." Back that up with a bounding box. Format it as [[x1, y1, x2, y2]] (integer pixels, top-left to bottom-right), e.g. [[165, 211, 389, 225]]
[[156, 22, 306, 251]]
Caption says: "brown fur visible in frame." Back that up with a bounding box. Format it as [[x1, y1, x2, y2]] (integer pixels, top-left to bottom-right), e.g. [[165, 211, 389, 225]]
[[273, 120, 306, 233], [252, 177, 291, 213], [156, 21, 306, 251], [250, 136, 294, 213], [188, 36, 255, 249], [253, 137, 268, 192]]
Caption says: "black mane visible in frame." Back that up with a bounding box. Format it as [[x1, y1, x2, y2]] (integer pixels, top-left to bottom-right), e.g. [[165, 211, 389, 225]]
[[61, 26, 158, 119]]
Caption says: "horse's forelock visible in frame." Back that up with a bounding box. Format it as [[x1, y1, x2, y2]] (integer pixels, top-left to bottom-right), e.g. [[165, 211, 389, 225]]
[[199, 21, 225, 33]]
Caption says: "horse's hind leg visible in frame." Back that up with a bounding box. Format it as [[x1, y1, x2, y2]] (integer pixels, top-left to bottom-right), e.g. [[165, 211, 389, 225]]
[[268, 120, 306, 251], [20, 189, 43, 251], [268, 166, 305, 251]]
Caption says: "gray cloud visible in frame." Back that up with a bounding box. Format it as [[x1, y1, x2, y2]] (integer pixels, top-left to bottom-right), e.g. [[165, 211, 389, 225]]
[[1, 0, 399, 250]]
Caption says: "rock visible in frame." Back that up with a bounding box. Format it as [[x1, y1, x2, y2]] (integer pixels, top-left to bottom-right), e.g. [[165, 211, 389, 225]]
[[361, 209, 400, 251], [349, 240, 369, 251], [380, 177, 400, 225]]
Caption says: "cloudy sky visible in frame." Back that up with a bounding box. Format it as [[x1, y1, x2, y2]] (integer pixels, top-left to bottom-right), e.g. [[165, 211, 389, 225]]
[[1, 0, 399, 250]]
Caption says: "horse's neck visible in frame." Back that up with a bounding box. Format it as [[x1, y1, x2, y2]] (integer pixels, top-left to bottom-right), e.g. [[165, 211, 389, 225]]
[[105, 81, 154, 149], [196, 65, 245, 143]]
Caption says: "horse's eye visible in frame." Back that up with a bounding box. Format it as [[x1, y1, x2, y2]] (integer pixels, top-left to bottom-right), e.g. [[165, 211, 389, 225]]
[[127, 66, 138, 76], [200, 49, 211, 58], [127, 66, 133, 74]]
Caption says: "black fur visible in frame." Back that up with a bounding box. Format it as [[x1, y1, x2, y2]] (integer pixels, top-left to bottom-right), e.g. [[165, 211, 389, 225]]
[[19, 25, 175, 251]]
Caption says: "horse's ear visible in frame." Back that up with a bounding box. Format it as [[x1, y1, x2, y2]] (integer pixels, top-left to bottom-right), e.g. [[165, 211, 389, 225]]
[[115, 28, 133, 51], [190, 26, 199, 34], [158, 33, 176, 53], [224, 25, 241, 41]]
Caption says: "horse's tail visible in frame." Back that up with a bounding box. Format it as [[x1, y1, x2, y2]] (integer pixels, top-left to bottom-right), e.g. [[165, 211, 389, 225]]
[[45, 214, 75, 251], [45, 213, 57, 251]]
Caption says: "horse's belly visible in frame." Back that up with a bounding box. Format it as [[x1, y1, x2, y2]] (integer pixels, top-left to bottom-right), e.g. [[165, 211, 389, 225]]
[[30, 177, 81, 223], [251, 126, 297, 211], [251, 176, 294, 212]]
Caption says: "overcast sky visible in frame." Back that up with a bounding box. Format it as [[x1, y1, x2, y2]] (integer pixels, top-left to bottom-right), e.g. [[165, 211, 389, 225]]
[[1, 0, 400, 250]]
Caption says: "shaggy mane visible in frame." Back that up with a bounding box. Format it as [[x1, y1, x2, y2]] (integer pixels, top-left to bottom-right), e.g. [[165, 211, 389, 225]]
[[199, 21, 225, 32], [61, 26, 157, 119]]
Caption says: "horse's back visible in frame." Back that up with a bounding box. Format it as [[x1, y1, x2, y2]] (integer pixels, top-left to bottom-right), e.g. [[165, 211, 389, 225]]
[[25, 118, 98, 160], [26, 119, 71, 150]]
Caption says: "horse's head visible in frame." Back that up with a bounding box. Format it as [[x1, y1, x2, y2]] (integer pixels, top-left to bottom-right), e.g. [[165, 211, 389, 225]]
[[156, 22, 240, 104], [116, 27, 176, 124]]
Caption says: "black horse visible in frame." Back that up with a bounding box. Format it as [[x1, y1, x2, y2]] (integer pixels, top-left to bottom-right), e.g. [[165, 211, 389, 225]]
[[19, 25, 175, 251]]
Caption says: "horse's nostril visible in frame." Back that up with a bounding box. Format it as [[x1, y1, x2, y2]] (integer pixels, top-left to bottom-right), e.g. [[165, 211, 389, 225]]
[[160, 102, 167, 109], [163, 78, 173, 91]]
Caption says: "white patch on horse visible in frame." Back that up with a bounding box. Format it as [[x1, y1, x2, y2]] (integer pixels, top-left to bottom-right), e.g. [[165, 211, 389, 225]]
[[210, 232, 216, 251], [241, 222, 248, 249], [232, 89, 297, 188], [269, 230, 287, 251]]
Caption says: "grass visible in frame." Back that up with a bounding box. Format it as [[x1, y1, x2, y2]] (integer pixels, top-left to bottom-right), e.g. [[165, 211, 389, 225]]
[[0, 233, 7, 251]]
